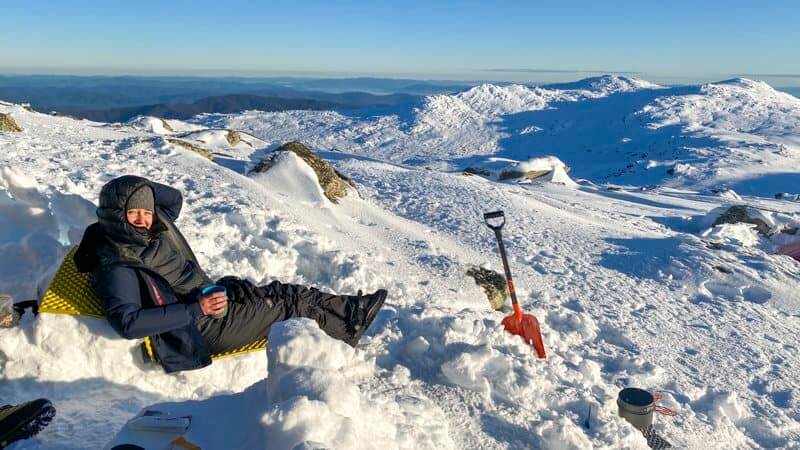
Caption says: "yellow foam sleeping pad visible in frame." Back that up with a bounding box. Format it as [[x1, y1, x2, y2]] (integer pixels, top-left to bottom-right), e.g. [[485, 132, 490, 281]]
[[39, 247, 267, 363]]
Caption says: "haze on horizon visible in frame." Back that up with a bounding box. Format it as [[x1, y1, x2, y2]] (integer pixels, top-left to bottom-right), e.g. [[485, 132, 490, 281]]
[[1, 0, 799, 86]]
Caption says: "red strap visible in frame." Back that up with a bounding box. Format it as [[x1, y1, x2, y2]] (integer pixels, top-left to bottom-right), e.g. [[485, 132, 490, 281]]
[[653, 393, 678, 416], [142, 273, 166, 306], [655, 405, 678, 416]]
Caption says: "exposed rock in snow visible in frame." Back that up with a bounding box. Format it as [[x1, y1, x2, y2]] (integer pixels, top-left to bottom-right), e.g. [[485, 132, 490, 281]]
[[128, 116, 176, 134], [252, 142, 351, 204], [461, 167, 491, 177], [251, 150, 330, 206], [498, 156, 577, 186], [465, 266, 507, 311], [165, 137, 215, 160], [712, 205, 773, 236], [128, 116, 207, 134], [226, 130, 245, 147], [0, 113, 22, 132], [180, 128, 265, 150]]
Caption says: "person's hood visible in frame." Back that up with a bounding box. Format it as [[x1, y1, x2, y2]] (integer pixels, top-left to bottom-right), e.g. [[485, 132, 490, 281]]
[[74, 175, 167, 273], [96, 175, 165, 247]]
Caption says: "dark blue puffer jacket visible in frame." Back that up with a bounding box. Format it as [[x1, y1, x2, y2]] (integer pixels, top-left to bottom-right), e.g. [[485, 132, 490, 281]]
[[74, 175, 213, 373]]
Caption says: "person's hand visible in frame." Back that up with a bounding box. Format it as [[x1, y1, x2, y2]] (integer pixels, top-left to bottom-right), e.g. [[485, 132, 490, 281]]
[[198, 291, 228, 317]]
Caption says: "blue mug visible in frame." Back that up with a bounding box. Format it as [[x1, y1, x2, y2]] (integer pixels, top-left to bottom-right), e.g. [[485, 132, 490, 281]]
[[201, 285, 228, 319]]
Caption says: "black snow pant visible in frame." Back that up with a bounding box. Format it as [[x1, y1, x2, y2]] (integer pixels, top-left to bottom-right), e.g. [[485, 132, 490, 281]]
[[196, 277, 354, 354]]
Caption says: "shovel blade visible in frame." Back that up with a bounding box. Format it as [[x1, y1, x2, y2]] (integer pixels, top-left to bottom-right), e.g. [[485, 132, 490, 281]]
[[502, 312, 546, 359]]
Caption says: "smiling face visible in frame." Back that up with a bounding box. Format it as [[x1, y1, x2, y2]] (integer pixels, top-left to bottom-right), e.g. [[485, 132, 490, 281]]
[[126, 208, 154, 230]]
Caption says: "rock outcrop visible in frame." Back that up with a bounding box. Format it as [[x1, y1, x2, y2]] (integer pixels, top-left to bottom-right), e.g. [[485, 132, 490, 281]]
[[713, 205, 771, 236], [463, 167, 491, 177], [166, 138, 214, 160], [466, 267, 508, 311], [226, 130, 248, 147], [159, 119, 174, 133], [0, 113, 22, 132], [498, 169, 553, 181], [252, 142, 352, 203]]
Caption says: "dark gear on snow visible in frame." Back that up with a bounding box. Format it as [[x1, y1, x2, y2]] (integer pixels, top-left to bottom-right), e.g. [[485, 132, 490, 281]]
[[126, 185, 155, 212], [198, 277, 387, 355], [0, 399, 56, 448]]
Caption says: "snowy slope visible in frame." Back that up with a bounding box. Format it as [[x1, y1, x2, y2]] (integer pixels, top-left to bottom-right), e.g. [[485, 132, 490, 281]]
[[199, 75, 800, 197], [197, 75, 660, 169], [1, 74, 800, 449]]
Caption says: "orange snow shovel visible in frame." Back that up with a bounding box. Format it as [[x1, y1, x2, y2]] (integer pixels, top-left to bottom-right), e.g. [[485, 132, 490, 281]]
[[484, 211, 546, 359]]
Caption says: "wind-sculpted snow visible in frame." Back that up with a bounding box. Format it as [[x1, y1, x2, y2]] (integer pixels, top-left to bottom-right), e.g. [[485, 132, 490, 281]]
[[643, 78, 800, 144], [1, 75, 800, 449], [199, 74, 800, 196], [639, 78, 800, 194], [550, 75, 664, 96], [196, 76, 664, 168]]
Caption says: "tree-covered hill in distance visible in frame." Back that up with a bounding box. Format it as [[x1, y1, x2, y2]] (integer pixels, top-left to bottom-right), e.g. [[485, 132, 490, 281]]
[[0, 75, 470, 114], [73, 94, 344, 122]]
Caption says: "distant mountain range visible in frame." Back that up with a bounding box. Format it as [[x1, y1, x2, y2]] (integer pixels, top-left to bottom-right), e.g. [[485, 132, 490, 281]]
[[0, 74, 795, 123], [0, 75, 466, 112], [71, 92, 421, 122], [73, 95, 341, 122], [782, 87, 800, 98]]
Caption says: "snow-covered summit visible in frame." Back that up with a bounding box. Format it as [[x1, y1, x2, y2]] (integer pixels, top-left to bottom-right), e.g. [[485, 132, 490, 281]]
[[128, 116, 205, 134], [580, 74, 664, 94], [448, 83, 572, 116], [546, 74, 664, 95]]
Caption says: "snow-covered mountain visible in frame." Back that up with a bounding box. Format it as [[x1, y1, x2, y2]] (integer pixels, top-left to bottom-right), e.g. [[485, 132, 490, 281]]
[[197, 75, 800, 196], [1, 75, 799, 449]]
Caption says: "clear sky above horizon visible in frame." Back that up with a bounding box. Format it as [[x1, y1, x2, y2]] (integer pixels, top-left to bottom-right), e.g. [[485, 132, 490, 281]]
[[1, 0, 799, 85]]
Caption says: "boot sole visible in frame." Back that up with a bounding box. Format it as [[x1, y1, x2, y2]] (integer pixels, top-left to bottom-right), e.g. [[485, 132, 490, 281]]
[[0, 400, 56, 447]]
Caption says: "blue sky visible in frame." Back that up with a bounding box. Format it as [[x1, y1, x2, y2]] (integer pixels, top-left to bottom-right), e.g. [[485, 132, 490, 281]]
[[1, 0, 799, 84]]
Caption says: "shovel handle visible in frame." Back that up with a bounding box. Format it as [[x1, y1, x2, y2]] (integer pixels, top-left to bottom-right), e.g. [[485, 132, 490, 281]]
[[483, 210, 505, 230], [485, 211, 519, 308]]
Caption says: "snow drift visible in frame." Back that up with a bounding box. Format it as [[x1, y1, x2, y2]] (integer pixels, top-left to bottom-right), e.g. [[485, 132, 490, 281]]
[[106, 319, 455, 450]]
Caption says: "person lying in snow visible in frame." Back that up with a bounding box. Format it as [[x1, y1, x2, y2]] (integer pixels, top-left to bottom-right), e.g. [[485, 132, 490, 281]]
[[74, 175, 387, 373]]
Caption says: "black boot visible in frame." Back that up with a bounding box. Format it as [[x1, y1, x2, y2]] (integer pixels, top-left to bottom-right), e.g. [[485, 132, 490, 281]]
[[344, 289, 388, 346], [0, 399, 56, 448]]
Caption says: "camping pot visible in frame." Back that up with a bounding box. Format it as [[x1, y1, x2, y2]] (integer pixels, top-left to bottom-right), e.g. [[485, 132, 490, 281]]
[[617, 388, 655, 430]]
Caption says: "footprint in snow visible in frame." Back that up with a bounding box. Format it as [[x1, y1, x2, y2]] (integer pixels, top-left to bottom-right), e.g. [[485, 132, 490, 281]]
[[701, 280, 743, 301], [741, 285, 771, 304]]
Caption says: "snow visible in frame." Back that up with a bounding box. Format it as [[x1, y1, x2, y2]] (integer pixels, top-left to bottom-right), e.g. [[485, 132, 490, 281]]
[[701, 223, 761, 247], [1, 75, 800, 449], [515, 156, 569, 173], [557, 75, 664, 96], [250, 151, 330, 207], [180, 129, 266, 151], [128, 116, 206, 134], [105, 319, 454, 450]]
